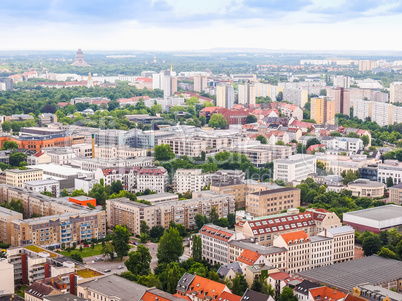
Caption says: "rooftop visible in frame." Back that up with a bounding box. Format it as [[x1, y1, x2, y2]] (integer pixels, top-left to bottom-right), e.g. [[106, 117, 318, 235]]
[[0, 206, 22, 216], [347, 179, 386, 188], [27, 164, 93, 176], [250, 187, 299, 196], [297, 255, 402, 292], [44, 293, 88, 301], [343, 205, 402, 222], [240, 289, 271, 301], [80, 275, 147, 300]]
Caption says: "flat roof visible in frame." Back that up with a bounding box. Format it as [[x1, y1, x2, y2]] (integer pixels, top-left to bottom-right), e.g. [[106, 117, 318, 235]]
[[6, 168, 43, 174], [0, 206, 22, 216], [139, 193, 178, 201], [250, 187, 298, 196], [343, 205, 402, 222], [27, 164, 93, 176], [297, 255, 402, 292], [24, 179, 59, 185]]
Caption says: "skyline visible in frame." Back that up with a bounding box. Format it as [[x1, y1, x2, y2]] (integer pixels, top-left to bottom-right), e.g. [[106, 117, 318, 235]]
[[1, 0, 402, 51]]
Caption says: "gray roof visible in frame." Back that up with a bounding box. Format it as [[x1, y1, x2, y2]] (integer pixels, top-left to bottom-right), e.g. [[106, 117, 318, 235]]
[[357, 284, 402, 301], [343, 205, 402, 222], [325, 225, 354, 235], [229, 240, 288, 255], [294, 280, 321, 296], [44, 293, 87, 301], [217, 262, 242, 277], [176, 273, 195, 293], [80, 275, 147, 300], [241, 289, 271, 301], [297, 255, 402, 292]]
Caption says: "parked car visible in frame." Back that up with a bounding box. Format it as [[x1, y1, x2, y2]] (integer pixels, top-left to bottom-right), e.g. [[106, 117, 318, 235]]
[[104, 269, 111, 273], [129, 241, 134, 244], [117, 265, 124, 269], [95, 257, 103, 262]]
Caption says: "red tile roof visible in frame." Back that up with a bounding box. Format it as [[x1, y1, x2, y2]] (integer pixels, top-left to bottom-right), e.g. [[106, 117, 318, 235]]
[[135, 77, 153, 83], [309, 287, 347, 301], [236, 212, 316, 236], [34, 152, 45, 157], [269, 271, 291, 281], [200, 225, 234, 242], [57, 102, 69, 107], [306, 144, 325, 152], [217, 292, 242, 301], [237, 249, 261, 265], [291, 120, 314, 128], [280, 230, 309, 245], [187, 275, 227, 300], [117, 96, 151, 103]]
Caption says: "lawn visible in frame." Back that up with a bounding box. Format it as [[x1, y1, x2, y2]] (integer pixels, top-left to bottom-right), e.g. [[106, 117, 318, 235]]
[[76, 268, 103, 278], [25, 245, 57, 258], [60, 244, 103, 258]]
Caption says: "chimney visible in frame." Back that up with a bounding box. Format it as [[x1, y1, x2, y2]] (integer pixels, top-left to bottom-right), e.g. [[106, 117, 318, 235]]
[[91, 134, 95, 158]]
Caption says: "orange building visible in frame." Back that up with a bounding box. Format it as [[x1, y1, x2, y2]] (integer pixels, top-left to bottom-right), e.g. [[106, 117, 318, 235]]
[[69, 196, 97, 207], [0, 135, 71, 152]]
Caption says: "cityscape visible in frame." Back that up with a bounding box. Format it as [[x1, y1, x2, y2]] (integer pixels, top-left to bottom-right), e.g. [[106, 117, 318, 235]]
[[1, 1, 402, 301]]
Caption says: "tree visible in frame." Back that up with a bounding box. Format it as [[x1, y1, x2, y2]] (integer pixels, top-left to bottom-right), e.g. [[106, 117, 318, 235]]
[[71, 189, 87, 197], [125, 245, 152, 276], [157, 227, 184, 265], [111, 180, 124, 194], [362, 234, 382, 256], [320, 89, 327, 96], [61, 189, 69, 197], [140, 221, 150, 235], [230, 273, 248, 296], [137, 273, 160, 288], [275, 91, 283, 102], [256, 135, 268, 144], [149, 226, 165, 240], [140, 233, 148, 243], [208, 114, 228, 129], [276, 140, 285, 145], [192, 235, 202, 262], [246, 114, 257, 124], [306, 138, 321, 149], [278, 286, 298, 301], [387, 177, 394, 187], [227, 213, 236, 228], [378, 247, 397, 259], [209, 206, 219, 225], [1, 121, 11, 133], [112, 225, 130, 259], [195, 214, 208, 230], [1, 141, 18, 150], [41, 191, 53, 197], [362, 135, 370, 147], [154, 144, 175, 161], [342, 170, 360, 185], [101, 242, 115, 260], [70, 253, 83, 263], [166, 263, 183, 294], [297, 143, 306, 154], [9, 152, 27, 167]]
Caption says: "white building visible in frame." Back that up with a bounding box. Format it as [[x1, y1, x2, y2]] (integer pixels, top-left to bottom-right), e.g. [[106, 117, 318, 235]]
[[347, 179, 386, 198], [42, 147, 76, 165], [378, 160, 402, 185], [194, 75, 208, 92], [199, 224, 245, 265], [238, 83, 256, 105], [0, 260, 15, 294], [153, 70, 177, 97], [320, 137, 363, 154], [318, 226, 354, 264], [254, 82, 270, 98], [173, 169, 211, 193], [309, 236, 333, 269], [390, 82, 402, 103], [216, 84, 235, 108], [354, 99, 402, 126], [274, 154, 317, 183], [332, 76, 351, 88], [282, 87, 308, 108], [23, 179, 60, 198]]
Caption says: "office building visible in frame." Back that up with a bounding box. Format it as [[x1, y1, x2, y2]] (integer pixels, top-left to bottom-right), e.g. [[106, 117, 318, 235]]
[[153, 70, 177, 97], [6, 169, 43, 188], [311, 97, 336, 125], [238, 83, 256, 105], [194, 75, 208, 92], [378, 160, 402, 185], [23, 179, 60, 198], [274, 154, 317, 183], [216, 84, 235, 109], [106, 191, 235, 236], [347, 179, 385, 198], [246, 187, 301, 217], [390, 82, 402, 103]]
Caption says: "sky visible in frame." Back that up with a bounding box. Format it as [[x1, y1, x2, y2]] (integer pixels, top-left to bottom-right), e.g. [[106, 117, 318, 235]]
[[0, 0, 402, 51]]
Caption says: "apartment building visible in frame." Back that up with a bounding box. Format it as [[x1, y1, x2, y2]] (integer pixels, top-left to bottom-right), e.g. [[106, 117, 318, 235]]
[[274, 154, 317, 183], [235, 208, 341, 247], [198, 224, 245, 265], [42, 148, 76, 165], [378, 160, 402, 185], [238, 83, 256, 105], [23, 179, 60, 198], [319, 226, 354, 264], [106, 191, 235, 235], [0, 206, 23, 244], [6, 169, 43, 188], [159, 136, 207, 157], [282, 87, 308, 108], [173, 168, 211, 193], [216, 84, 235, 109], [246, 187, 301, 217], [327, 87, 350, 116], [389, 183, 402, 205], [153, 70, 177, 97], [72, 157, 152, 172], [229, 144, 292, 167], [309, 236, 333, 269], [94, 145, 146, 160], [194, 75, 208, 92], [320, 137, 363, 154], [10, 210, 106, 247], [0, 260, 14, 294], [273, 231, 311, 274], [95, 166, 168, 193], [311, 97, 336, 125], [354, 99, 402, 126], [390, 82, 402, 103]]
